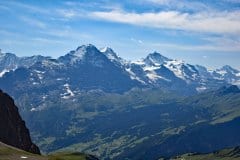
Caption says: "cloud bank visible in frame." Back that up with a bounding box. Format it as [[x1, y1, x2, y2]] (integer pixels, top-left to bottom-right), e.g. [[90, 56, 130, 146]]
[[91, 10, 240, 35]]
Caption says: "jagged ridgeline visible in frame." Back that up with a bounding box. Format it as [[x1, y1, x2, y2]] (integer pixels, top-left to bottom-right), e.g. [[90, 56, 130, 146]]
[[0, 44, 239, 95], [0, 45, 240, 159]]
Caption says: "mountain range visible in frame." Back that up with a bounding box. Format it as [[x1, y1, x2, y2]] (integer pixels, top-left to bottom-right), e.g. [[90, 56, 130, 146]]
[[0, 44, 239, 96], [0, 44, 240, 159]]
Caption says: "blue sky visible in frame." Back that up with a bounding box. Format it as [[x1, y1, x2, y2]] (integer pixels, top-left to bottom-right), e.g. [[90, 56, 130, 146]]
[[0, 0, 240, 69]]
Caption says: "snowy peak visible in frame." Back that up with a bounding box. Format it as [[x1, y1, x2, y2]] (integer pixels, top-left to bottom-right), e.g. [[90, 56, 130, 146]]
[[214, 65, 239, 79], [100, 47, 127, 66], [1, 44, 240, 94], [144, 52, 171, 66], [100, 47, 118, 60], [220, 65, 239, 74], [100, 47, 113, 53], [0, 53, 19, 73], [72, 44, 99, 58], [58, 44, 112, 67], [60, 44, 100, 62], [0, 52, 18, 60], [164, 60, 199, 81], [212, 65, 240, 85]]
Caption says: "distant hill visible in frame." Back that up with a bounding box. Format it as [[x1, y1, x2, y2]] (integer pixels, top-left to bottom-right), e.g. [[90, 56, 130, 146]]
[[168, 146, 240, 160]]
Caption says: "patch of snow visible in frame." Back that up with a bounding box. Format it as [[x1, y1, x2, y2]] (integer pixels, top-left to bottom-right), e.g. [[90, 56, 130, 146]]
[[100, 47, 108, 53], [30, 108, 37, 112], [146, 71, 171, 82], [34, 70, 45, 80], [74, 46, 88, 59], [207, 69, 214, 73], [32, 82, 39, 85], [143, 66, 161, 71], [34, 70, 45, 74], [0, 69, 9, 77], [191, 73, 198, 80], [132, 60, 145, 65], [196, 86, 207, 92], [106, 53, 116, 61], [186, 65, 195, 73], [213, 77, 224, 80], [165, 60, 185, 80], [125, 68, 146, 84], [216, 70, 227, 76], [232, 80, 240, 86], [61, 83, 75, 99], [42, 60, 61, 68], [146, 72, 160, 81], [37, 74, 43, 80], [20, 156, 28, 159]]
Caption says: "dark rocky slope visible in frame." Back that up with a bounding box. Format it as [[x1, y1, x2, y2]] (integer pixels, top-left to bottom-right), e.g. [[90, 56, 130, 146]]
[[0, 89, 40, 154]]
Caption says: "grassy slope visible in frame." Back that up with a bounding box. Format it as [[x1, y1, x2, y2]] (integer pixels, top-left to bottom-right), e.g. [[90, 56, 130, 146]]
[[0, 142, 97, 160], [15, 87, 240, 159], [169, 147, 240, 160], [0, 142, 45, 160]]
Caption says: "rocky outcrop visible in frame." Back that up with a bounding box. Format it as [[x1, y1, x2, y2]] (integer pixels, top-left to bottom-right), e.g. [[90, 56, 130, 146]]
[[0, 89, 40, 154]]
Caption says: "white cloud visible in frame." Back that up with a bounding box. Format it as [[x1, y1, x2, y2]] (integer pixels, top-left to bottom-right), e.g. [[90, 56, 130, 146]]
[[40, 28, 92, 40], [31, 38, 64, 44], [56, 9, 79, 19], [4, 1, 50, 14], [131, 37, 144, 44], [149, 41, 240, 52], [144, 0, 170, 5], [223, 0, 240, 3], [90, 10, 240, 35], [142, 0, 210, 12], [20, 16, 47, 29]]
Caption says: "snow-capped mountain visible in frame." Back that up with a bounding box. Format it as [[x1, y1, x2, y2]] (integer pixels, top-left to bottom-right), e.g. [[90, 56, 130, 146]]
[[127, 52, 203, 93], [212, 65, 240, 85], [0, 45, 141, 99], [0, 52, 50, 77], [58, 44, 108, 67], [143, 52, 171, 66], [0, 44, 239, 97], [100, 47, 127, 67]]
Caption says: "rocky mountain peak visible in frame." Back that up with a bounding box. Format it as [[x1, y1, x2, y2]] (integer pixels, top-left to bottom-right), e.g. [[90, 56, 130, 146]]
[[144, 52, 171, 66], [100, 47, 125, 65], [220, 65, 239, 74], [218, 85, 240, 94]]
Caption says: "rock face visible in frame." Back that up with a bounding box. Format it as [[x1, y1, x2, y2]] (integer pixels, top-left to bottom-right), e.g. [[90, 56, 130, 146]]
[[0, 89, 40, 154]]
